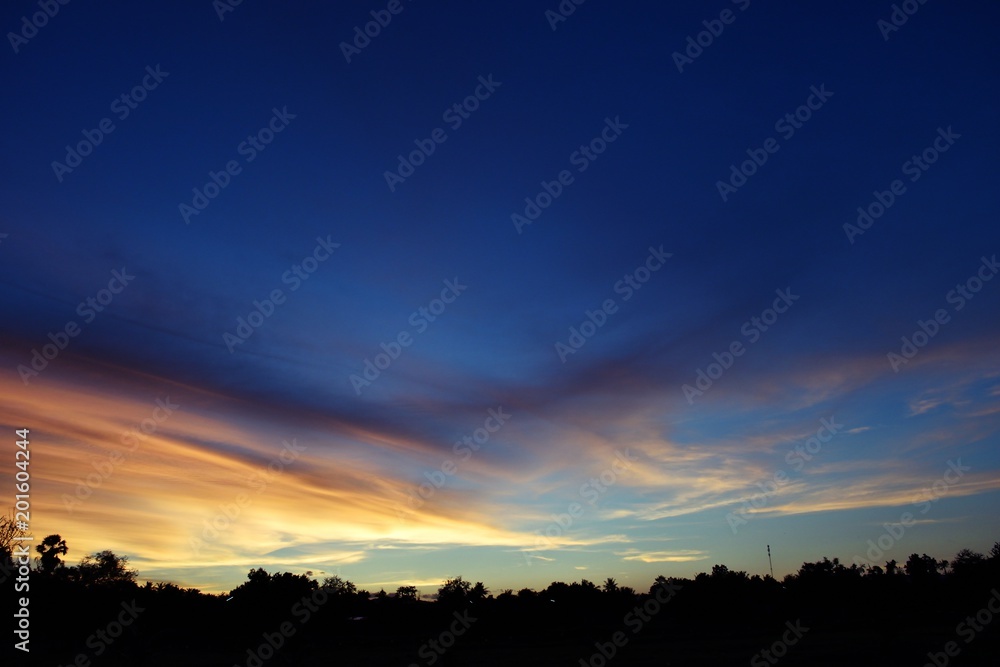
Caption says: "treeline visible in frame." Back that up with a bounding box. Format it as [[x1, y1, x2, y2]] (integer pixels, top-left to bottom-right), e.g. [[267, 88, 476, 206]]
[[3, 528, 999, 666]]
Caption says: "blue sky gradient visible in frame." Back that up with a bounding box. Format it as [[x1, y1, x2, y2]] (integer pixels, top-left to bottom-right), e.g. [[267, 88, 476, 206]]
[[1, 0, 999, 595]]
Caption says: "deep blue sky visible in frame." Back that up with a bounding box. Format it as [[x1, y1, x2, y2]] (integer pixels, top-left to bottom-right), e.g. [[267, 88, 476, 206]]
[[2, 0, 999, 594]]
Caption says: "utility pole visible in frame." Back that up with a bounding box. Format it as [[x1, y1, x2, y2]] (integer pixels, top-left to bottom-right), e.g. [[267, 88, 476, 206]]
[[767, 544, 774, 580]]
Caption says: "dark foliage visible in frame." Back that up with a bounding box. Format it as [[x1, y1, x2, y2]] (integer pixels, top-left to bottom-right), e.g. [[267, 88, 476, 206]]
[[7, 536, 1000, 666]]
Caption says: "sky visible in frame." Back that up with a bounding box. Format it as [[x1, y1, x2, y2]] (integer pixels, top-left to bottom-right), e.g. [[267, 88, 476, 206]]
[[2, 0, 999, 596]]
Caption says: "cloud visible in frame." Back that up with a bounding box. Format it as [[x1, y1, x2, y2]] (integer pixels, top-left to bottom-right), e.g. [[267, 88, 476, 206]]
[[615, 549, 710, 563], [3, 324, 999, 593]]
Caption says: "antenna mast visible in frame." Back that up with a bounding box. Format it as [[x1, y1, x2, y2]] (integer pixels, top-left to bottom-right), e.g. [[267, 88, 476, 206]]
[[767, 544, 774, 579]]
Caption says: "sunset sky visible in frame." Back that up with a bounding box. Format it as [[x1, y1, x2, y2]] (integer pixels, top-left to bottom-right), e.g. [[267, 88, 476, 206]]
[[2, 1, 999, 596]]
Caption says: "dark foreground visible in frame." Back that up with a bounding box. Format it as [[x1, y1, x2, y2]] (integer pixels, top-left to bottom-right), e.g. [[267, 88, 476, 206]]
[[7, 557, 1000, 667]]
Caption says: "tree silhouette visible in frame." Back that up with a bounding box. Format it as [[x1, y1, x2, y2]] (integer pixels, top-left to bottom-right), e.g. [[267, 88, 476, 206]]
[[950, 548, 986, 577], [469, 581, 490, 603], [35, 534, 68, 573], [437, 576, 472, 606], [77, 550, 137, 585], [395, 585, 418, 601], [0, 513, 25, 556], [16, 529, 1000, 665], [0, 514, 27, 582], [904, 553, 947, 580], [322, 574, 357, 597]]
